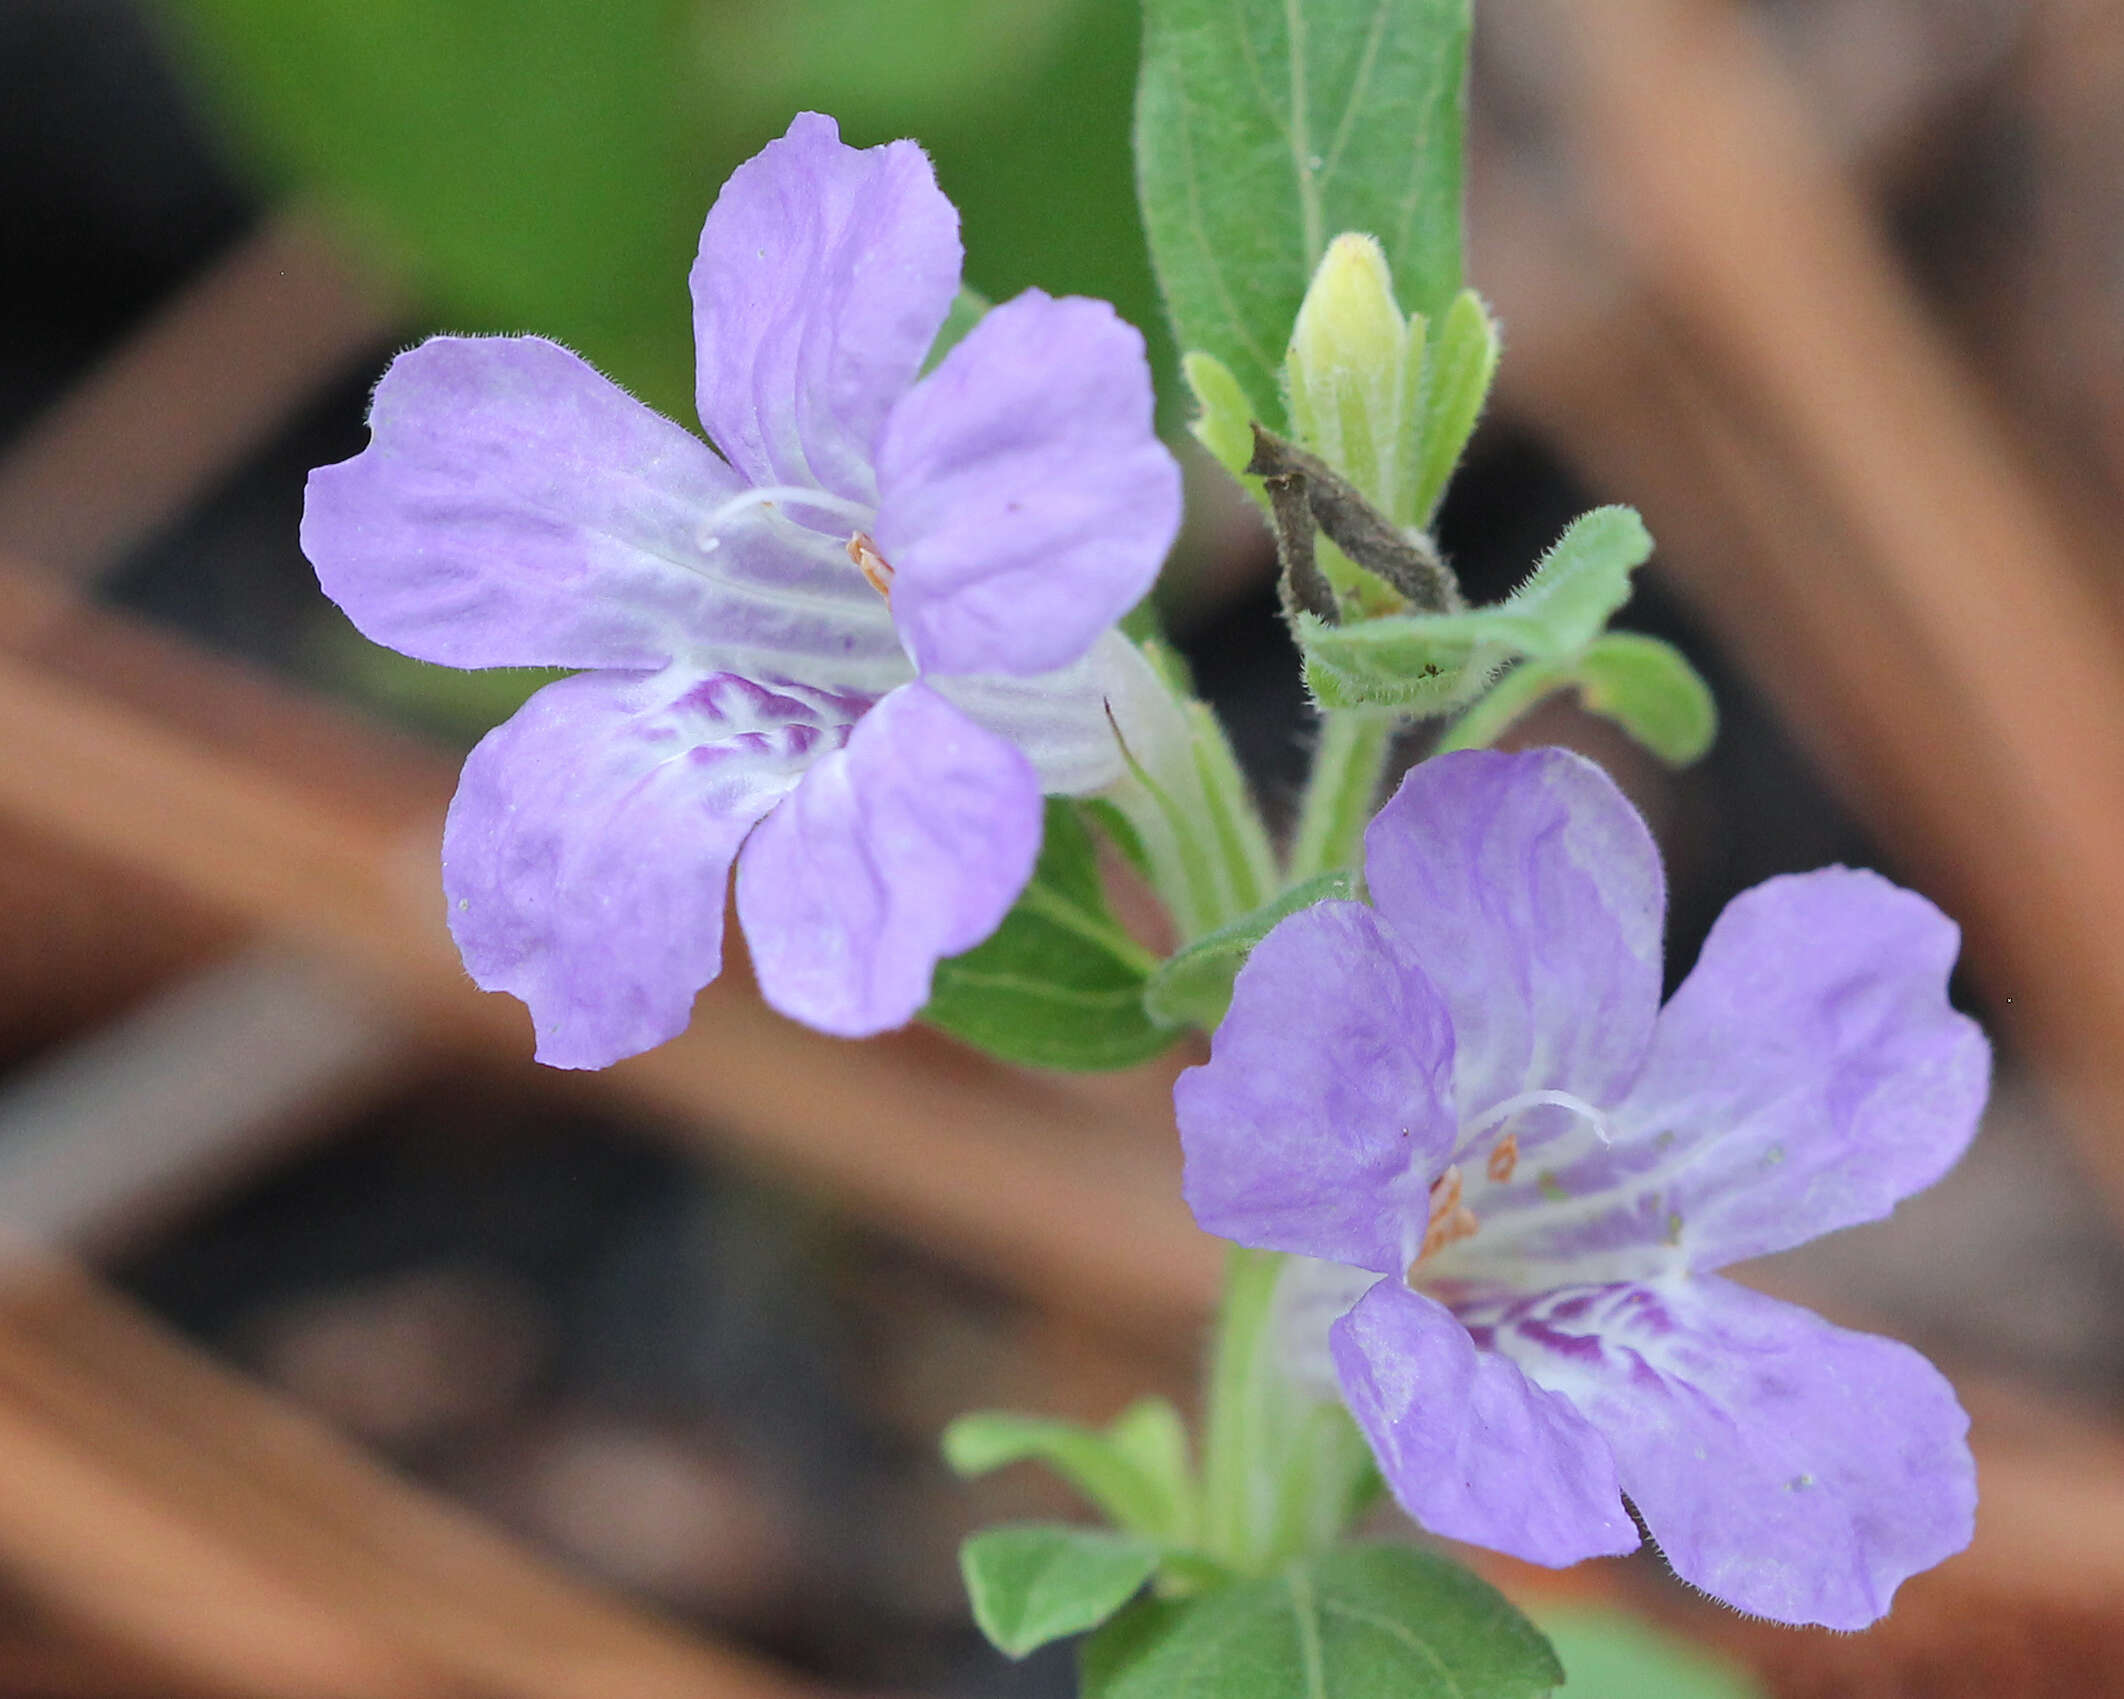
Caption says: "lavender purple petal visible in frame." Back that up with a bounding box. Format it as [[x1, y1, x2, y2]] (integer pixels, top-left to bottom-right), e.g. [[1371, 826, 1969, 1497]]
[[875, 291, 1181, 677], [1330, 1278, 1639, 1566], [443, 668, 863, 1070], [302, 335, 904, 685], [934, 631, 1147, 796], [735, 682, 1042, 1037], [1362, 748, 1665, 1122], [1476, 1277, 1976, 1629], [1177, 901, 1457, 1274], [691, 111, 961, 504], [1615, 868, 1992, 1269], [1444, 868, 1991, 1285]]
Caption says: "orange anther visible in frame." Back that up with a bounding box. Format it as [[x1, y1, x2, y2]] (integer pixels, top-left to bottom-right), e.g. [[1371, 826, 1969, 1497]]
[[1486, 1131, 1519, 1185], [1413, 1164, 1480, 1270], [847, 532, 895, 599]]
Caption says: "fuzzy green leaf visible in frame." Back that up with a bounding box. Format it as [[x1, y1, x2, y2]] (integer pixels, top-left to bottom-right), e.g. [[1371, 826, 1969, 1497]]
[[945, 1401, 1196, 1542], [1575, 633, 1718, 766], [1300, 619, 1505, 713], [963, 1525, 1161, 1658], [1299, 506, 1653, 712], [1136, 0, 1471, 429], [1434, 634, 1716, 768], [1481, 506, 1653, 652], [1081, 1544, 1562, 1699], [923, 801, 1177, 1072]]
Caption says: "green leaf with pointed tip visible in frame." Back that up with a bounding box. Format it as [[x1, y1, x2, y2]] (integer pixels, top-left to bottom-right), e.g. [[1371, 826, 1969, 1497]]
[[1298, 506, 1654, 712], [923, 801, 1177, 1072], [1144, 870, 1359, 1030], [1104, 1398, 1195, 1521], [945, 1402, 1195, 1541], [1135, 0, 1471, 431], [963, 1526, 1161, 1659], [1081, 1544, 1563, 1699], [1299, 620, 1501, 712], [1485, 506, 1653, 650], [1575, 633, 1717, 765]]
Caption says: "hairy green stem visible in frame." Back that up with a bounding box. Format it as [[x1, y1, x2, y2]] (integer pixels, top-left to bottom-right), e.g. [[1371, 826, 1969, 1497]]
[[1433, 657, 1567, 754], [1201, 1245, 1286, 1570]]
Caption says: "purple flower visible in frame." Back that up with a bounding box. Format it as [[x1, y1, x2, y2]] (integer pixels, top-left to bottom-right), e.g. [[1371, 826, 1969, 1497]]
[[1174, 748, 1988, 1629], [302, 114, 1181, 1067]]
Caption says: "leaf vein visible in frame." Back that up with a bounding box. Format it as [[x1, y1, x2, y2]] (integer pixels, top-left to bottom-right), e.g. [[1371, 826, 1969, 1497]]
[[933, 965, 1141, 1000], [1318, 0, 1394, 190], [1168, 69, 1279, 384], [1319, 1596, 1467, 1698], [1278, 0, 1323, 264], [1288, 1568, 1329, 1699]]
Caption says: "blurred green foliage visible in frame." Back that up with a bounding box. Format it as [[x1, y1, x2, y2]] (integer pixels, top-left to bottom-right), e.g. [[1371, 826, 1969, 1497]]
[[155, 0, 1168, 423], [156, 0, 706, 415]]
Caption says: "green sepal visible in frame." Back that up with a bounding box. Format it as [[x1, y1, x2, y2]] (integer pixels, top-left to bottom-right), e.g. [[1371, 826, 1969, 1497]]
[[1406, 288, 1501, 525], [944, 1398, 1198, 1544], [1299, 506, 1653, 713], [1080, 1544, 1563, 1699], [1103, 641, 1278, 941], [1574, 632, 1717, 765], [961, 1524, 1161, 1659], [1143, 870, 1359, 1031], [921, 800, 1176, 1072]]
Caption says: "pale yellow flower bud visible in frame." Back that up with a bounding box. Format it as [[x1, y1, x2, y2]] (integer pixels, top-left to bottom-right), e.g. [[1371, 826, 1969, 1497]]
[[1284, 234, 1413, 518]]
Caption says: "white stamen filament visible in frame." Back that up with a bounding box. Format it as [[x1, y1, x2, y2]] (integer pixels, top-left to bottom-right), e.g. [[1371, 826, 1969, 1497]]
[[1461, 1088, 1615, 1150], [699, 483, 873, 537]]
